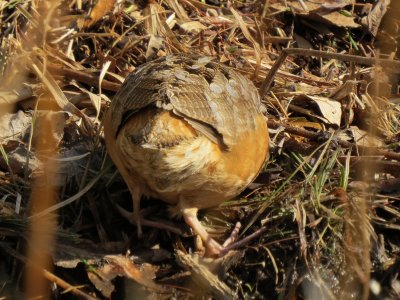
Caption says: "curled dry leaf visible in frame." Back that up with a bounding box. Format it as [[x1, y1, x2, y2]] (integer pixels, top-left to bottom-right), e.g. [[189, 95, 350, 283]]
[[291, 94, 342, 126], [88, 255, 165, 297], [361, 0, 390, 36]]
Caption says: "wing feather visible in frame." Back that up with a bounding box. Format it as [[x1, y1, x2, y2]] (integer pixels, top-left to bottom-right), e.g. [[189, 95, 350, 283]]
[[108, 55, 265, 149]]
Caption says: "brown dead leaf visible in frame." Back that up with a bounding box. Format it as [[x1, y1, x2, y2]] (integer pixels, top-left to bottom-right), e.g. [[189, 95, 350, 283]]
[[271, 0, 354, 13], [361, 0, 390, 36], [0, 111, 69, 175], [179, 21, 207, 34], [164, 0, 190, 20], [53, 244, 164, 297], [315, 11, 360, 28], [0, 111, 31, 143], [0, 143, 41, 175], [292, 95, 342, 126], [80, 0, 117, 29], [87, 263, 115, 298], [103, 255, 165, 293], [271, 0, 360, 28], [322, 0, 356, 10]]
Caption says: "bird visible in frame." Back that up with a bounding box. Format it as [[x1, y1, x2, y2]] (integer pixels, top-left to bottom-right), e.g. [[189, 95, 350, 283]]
[[103, 54, 269, 257]]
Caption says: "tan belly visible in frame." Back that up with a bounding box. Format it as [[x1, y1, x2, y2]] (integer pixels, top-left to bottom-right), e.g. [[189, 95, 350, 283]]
[[113, 109, 269, 210]]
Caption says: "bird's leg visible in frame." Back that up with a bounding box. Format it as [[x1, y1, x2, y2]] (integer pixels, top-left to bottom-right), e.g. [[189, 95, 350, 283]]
[[114, 186, 182, 236], [115, 202, 182, 235], [181, 207, 223, 257], [132, 188, 142, 237], [115, 187, 143, 238]]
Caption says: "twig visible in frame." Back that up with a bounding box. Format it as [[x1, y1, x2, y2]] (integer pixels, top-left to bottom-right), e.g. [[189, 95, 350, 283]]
[[267, 119, 400, 161], [220, 226, 269, 256], [283, 48, 400, 72], [260, 51, 288, 97], [337, 157, 400, 177], [260, 47, 400, 97], [0, 243, 98, 300], [48, 65, 120, 92]]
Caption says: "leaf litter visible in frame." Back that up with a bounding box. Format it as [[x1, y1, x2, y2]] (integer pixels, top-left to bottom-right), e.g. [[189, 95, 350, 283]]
[[0, 0, 399, 299]]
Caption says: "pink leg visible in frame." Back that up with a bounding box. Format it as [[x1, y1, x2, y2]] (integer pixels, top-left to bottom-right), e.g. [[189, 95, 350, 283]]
[[222, 222, 241, 247], [115, 203, 182, 235], [132, 188, 142, 237], [115, 186, 182, 236], [181, 207, 223, 257]]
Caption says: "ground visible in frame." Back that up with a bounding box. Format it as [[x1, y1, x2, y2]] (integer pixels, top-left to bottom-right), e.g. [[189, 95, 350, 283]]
[[0, 0, 399, 299]]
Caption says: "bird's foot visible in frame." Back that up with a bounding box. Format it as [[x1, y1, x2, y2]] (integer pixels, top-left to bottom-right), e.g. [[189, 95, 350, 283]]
[[203, 222, 270, 258], [219, 225, 269, 256], [222, 222, 241, 247], [197, 222, 241, 257]]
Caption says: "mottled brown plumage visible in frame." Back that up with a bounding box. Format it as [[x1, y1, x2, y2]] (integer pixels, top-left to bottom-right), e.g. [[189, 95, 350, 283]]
[[104, 55, 269, 256]]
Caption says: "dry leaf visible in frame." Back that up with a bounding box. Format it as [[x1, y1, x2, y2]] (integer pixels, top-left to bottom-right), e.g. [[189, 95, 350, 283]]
[[292, 95, 342, 126], [322, 0, 356, 9], [338, 126, 384, 147], [316, 11, 360, 28], [270, 0, 360, 28], [80, 0, 117, 29], [271, 0, 354, 13], [361, 0, 390, 36], [146, 35, 165, 60], [349, 126, 384, 147], [164, 0, 190, 20], [0, 111, 31, 143], [100, 255, 165, 292], [0, 144, 41, 175], [180, 21, 207, 33]]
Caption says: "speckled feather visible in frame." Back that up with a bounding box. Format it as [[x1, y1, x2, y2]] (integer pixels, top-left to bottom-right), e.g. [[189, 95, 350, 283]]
[[108, 55, 265, 148], [104, 54, 269, 256]]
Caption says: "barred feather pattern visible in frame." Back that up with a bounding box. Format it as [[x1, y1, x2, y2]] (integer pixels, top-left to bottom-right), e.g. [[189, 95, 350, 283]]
[[108, 55, 265, 149]]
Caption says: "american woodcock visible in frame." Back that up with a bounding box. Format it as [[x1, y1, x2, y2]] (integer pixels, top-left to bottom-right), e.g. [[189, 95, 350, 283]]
[[104, 55, 269, 256]]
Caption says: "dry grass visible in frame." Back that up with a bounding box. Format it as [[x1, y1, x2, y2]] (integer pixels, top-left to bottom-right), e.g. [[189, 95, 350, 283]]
[[0, 0, 399, 299]]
